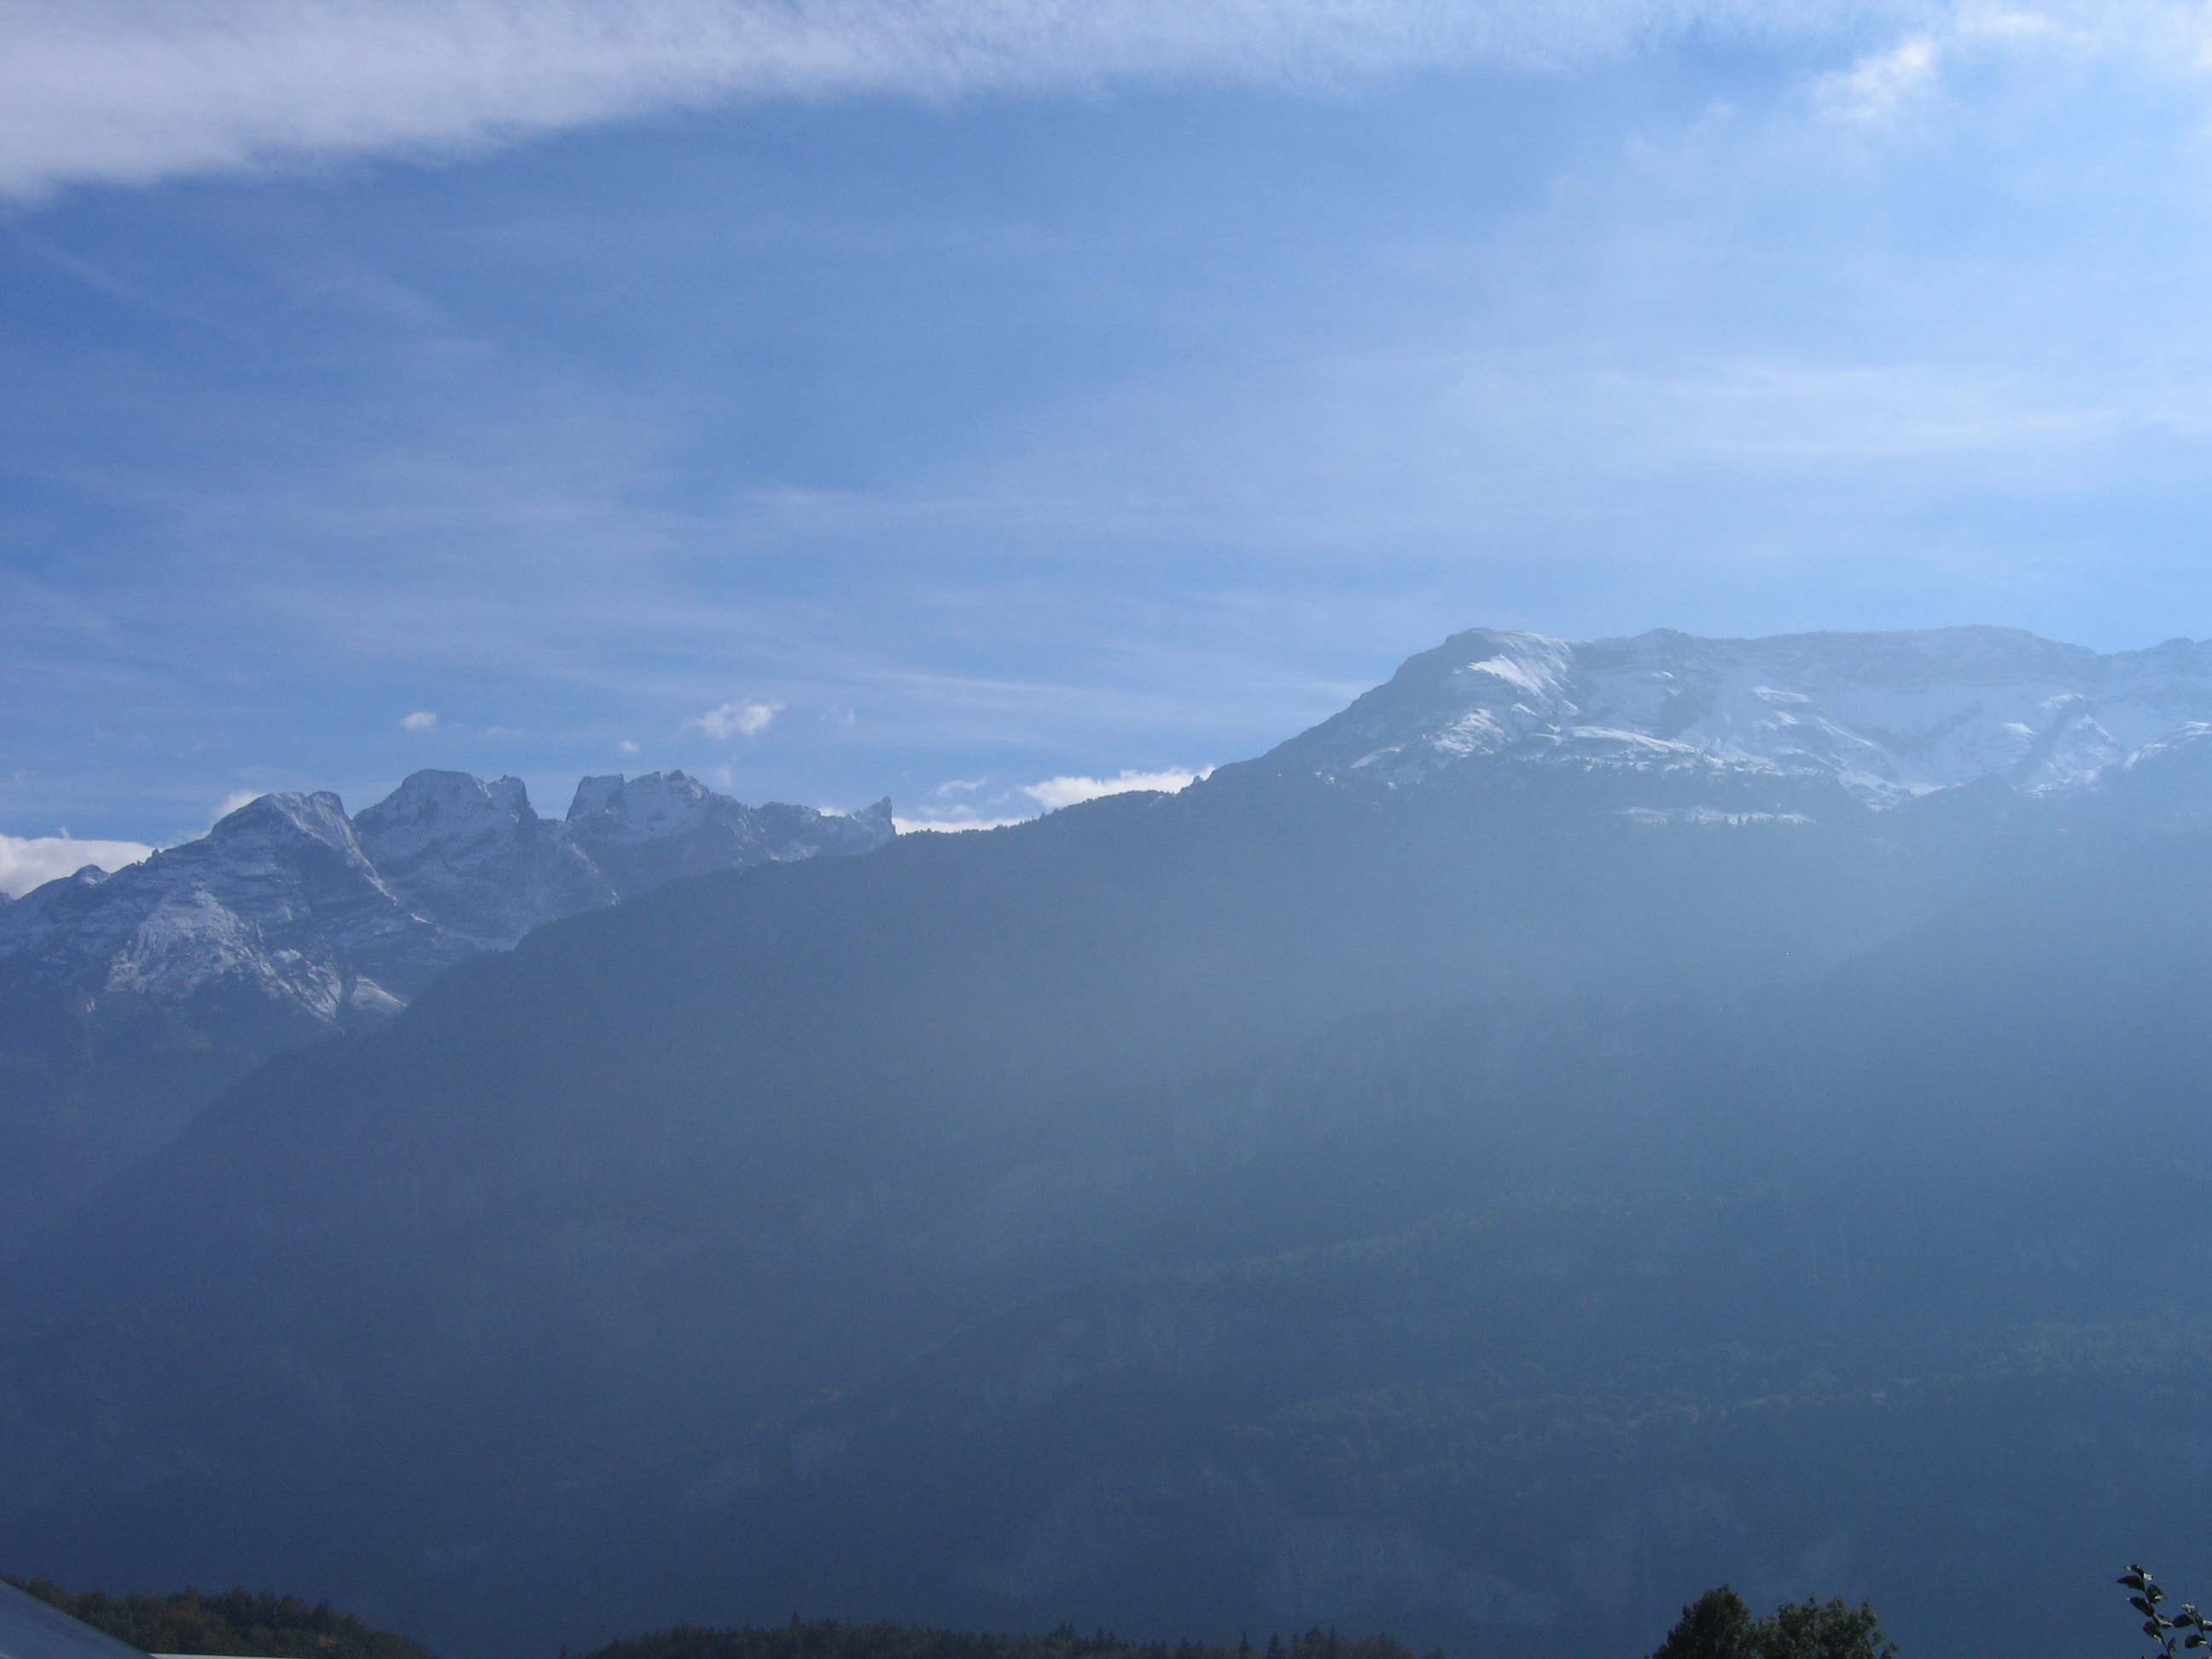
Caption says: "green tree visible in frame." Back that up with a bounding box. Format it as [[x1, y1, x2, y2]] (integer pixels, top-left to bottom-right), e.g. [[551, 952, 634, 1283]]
[[1650, 1590, 1756, 1659], [1754, 1598, 1894, 1659], [1649, 1588, 1894, 1659]]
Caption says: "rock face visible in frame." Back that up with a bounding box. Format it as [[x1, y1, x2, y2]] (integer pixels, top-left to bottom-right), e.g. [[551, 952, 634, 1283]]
[[561, 771, 895, 895], [352, 771, 609, 957], [1260, 626, 2212, 805], [0, 772, 893, 1190], [2, 771, 894, 1023], [1, 791, 435, 1029]]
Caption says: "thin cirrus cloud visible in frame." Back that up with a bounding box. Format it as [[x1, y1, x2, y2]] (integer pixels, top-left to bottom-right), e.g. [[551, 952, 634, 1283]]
[[0, 834, 155, 898], [0, 0, 1960, 201], [401, 710, 438, 731]]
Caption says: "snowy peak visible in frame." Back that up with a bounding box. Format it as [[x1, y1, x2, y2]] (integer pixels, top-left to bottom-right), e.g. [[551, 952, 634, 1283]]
[[0, 787, 422, 1024], [212, 787, 364, 854], [1261, 626, 2212, 806], [353, 770, 539, 865], [565, 770, 723, 843], [353, 770, 602, 952]]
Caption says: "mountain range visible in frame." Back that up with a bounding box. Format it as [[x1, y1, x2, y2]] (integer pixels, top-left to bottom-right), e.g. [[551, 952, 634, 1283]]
[[7, 626, 2212, 1659], [0, 771, 891, 1247], [1260, 625, 2212, 810]]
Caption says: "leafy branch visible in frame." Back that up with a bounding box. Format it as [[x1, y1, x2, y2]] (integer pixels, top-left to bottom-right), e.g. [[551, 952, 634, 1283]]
[[2122, 1566, 2211, 1659]]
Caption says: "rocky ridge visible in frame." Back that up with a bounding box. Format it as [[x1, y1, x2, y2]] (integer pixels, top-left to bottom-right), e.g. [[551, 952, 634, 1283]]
[[0, 771, 894, 1028]]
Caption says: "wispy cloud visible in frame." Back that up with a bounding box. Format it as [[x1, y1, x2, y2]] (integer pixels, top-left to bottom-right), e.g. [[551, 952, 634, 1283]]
[[0, 833, 154, 897], [688, 699, 783, 740], [0, 0, 1938, 200], [401, 709, 438, 731], [1815, 34, 1940, 122]]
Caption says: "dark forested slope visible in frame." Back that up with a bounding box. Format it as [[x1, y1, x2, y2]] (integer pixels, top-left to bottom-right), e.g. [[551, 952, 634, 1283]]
[[7, 1581, 437, 1659]]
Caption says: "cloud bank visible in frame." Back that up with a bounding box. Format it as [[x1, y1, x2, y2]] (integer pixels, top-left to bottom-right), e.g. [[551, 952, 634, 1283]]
[[0, 0, 1942, 200], [1022, 766, 1211, 808], [0, 834, 154, 898], [897, 764, 1208, 831]]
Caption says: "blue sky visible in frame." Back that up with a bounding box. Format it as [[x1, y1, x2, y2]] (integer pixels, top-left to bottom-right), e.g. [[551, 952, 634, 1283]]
[[8, 0, 2212, 883]]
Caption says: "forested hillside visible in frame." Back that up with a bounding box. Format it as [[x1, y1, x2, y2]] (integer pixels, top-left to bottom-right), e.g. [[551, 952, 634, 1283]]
[[6, 1580, 436, 1659]]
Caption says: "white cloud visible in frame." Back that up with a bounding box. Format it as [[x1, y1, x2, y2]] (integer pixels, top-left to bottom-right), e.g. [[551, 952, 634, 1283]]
[[1815, 34, 1940, 121], [401, 709, 438, 731], [620, 738, 641, 754], [891, 812, 1033, 834], [892, 765, 1211, 833], [0, 833, 154, 897], [0, 0, 1941, 201], [689, 699, 783, 740], [1022, 766, 1212, 809], [214, 789, 259, 822]]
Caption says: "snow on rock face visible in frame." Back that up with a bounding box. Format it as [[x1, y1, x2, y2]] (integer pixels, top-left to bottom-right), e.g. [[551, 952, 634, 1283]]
[[0, 771, 897, 1029], [1261, 626, 2212, 805], [0, 790, 431, 1021], [352, 770, 535, 868], [354, 770, 610, 950], [561, 772, 894, 896]]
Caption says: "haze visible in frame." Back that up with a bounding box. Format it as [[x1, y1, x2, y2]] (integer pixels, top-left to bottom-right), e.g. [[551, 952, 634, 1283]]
[[10, 13, 2212, 1659]]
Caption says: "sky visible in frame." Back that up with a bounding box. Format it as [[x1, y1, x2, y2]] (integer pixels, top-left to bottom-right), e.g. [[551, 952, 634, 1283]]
[[9, 0, 2212, 887]]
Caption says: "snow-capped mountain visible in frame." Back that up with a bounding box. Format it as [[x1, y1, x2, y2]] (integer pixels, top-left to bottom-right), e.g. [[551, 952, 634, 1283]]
[[0, 772, 892, 1202], [0, 789, 435, 1027], [0, 771, 893, 1027], [1256, 626, 2212, 807]]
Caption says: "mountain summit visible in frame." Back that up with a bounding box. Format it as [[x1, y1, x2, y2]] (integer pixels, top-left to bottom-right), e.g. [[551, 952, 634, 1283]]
[[1260, 626, 2212, 803]]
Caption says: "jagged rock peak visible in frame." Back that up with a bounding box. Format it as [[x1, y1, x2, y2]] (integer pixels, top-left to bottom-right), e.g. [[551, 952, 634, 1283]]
[[558, 771, 895, 894], [0, 768, 899, 1033], [1259, 626, 2212, 804], [565, 770, 723, 834], [363, 770, 539, 835], [207, 788, 366, 857]]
